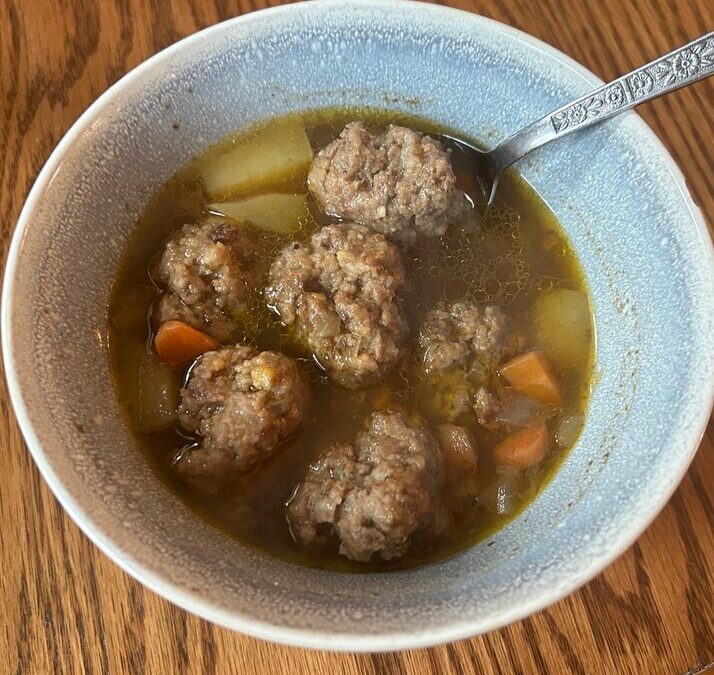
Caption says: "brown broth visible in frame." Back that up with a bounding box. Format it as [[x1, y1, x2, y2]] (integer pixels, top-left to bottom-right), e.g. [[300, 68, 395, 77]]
[[108, 109, 593, 572]]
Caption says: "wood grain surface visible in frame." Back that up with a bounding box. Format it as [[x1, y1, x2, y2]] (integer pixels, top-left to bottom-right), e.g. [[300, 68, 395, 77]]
[[1, 1, 712, 673]]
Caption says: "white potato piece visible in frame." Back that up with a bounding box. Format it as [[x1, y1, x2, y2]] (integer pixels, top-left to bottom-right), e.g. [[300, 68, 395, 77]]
[[210, 193, 307, 235], [115, 339, 180, 431], [534, 288, 591, 369], [199, 120, 313, 198]]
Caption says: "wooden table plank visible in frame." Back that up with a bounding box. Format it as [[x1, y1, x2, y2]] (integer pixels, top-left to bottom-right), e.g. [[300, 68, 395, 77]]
[[1, 1, 712, 673]]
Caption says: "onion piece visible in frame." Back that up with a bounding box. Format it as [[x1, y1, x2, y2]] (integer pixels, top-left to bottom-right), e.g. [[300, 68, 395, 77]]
[[481, 469, 520, 517], [495, 479, 518, 516], [555, 414, 585, 449], [311, 308, 341, 338], [495, 395, 541, 430], [437, 424, 478, 473]]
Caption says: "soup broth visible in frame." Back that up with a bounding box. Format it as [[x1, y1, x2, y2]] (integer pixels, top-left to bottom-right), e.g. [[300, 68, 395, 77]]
[[109, 109, 593, 571]]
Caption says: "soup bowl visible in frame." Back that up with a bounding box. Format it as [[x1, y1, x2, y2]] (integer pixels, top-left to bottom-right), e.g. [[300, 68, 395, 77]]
[[3, 0, 713, 651]]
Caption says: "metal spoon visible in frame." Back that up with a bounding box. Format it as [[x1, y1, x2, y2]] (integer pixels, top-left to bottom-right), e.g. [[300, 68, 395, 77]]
[[474, 32, 714, 204]]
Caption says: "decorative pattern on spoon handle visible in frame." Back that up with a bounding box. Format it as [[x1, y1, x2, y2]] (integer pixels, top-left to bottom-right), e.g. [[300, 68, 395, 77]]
[[550, 34, 714, 133]]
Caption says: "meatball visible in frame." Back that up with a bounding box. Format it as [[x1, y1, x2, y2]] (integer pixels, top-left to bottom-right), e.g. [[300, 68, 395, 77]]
[[418, 302, 525, 424], [420, 302, 519, 374], [308, 122, 467, 243], [287, 411, 444, 562], [174, 346, 308, 485], [155, 217, 254, 341], [265, 223, 407, 389]]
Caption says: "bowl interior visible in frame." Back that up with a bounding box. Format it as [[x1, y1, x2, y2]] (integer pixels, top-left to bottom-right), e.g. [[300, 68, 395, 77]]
[[4, 0, 713, 650]]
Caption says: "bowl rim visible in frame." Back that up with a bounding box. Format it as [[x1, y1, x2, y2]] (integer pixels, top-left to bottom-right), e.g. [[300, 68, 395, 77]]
[[3, 0, 713, 652]]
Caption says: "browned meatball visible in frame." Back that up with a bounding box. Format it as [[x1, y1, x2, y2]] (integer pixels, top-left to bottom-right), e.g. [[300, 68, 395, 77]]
[[308, 122, 467, 243], [154, 217, 254, 341], [420, 302, 518, 374], [174, 346, 308, 485], [418, 302, 525, 425], [265, 223, 407, 389], [287, 411, 444, 562]]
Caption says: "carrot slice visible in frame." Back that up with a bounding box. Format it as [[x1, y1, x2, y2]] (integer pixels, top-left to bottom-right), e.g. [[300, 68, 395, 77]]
[[500, 351, 562, 406], [493, 422, 548, 469], [154, 320, 218, 366]]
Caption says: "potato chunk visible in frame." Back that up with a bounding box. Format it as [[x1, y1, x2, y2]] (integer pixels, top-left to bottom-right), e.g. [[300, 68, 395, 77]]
[[138, 354, 181, 431], [534, 288, 591, 369], [209, 193, 306, 235], [199, 120, 313, 198], [117, 339, 180, 431]]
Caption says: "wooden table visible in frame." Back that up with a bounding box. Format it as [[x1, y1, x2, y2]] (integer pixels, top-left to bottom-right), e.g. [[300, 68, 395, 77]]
[[1, 1, 712, 672]]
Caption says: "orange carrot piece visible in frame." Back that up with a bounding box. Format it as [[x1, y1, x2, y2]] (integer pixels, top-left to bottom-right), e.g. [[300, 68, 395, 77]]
[[154, 320, 218, 366], [493, 422, 548, 469], [500, 351, 562, 406]]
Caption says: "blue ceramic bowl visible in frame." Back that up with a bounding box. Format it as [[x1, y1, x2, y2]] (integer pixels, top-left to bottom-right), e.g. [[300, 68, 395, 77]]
[[3, 0, 713, 650]]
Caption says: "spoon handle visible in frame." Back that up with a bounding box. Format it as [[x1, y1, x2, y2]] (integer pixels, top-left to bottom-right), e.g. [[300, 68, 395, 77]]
[[491, 32, 714, 175]]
